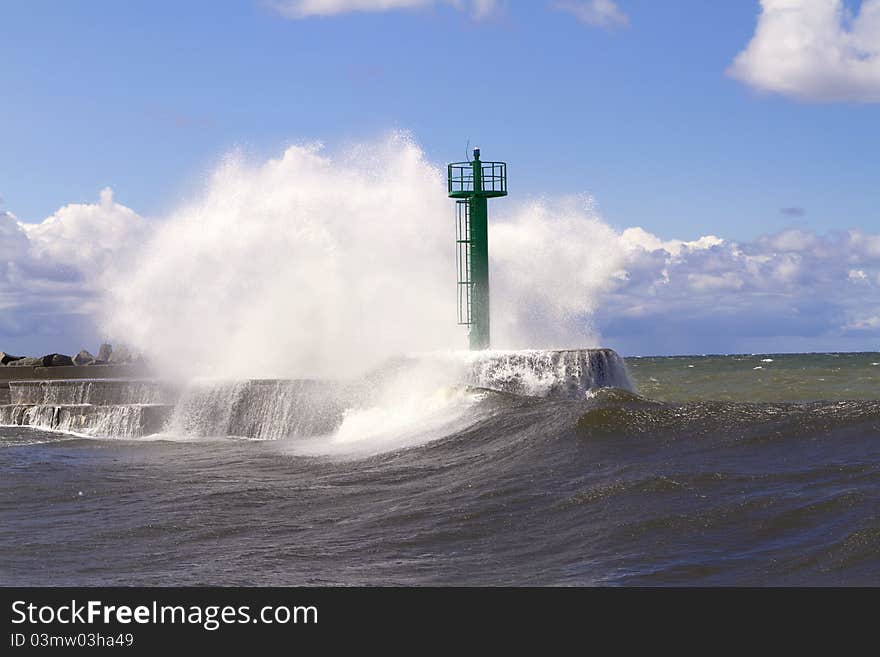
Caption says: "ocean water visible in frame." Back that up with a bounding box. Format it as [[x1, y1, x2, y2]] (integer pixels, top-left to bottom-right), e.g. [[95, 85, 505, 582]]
[[2, 352, 879, 586]]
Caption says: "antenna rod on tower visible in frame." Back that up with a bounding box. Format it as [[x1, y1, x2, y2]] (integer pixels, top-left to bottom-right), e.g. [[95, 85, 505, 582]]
[[447, 147, 508, 350]]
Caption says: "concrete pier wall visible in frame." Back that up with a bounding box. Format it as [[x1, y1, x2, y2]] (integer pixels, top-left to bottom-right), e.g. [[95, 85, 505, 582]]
[[0, 364, 149, 385], [0, 365, 154, 429], [0, 349, 634, 439]]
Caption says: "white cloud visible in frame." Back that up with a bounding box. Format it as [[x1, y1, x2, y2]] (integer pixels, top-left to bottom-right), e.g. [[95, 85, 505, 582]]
[[269, 0, 498, 19], [760, 228, 820, 252], [469, 0, 497, 19], [597, 224, 880, 352], [850, 229, 880, 257], [729, 0, 880, 102], [845, 315, 880, 330], [620, 226, 723, 257], [687, 272, 745, 292], [0, 190, 146, 354], [554, 0, 629, 28], [0, 210, 30, 262], [21, 188, 147, 280]]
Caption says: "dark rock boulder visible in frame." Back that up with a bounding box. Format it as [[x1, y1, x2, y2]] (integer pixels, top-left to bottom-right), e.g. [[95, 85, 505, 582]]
[[7, 356, 43, 367], [109, 345, 133, 363], [97, 343, 113, 361], [44, 354, 74, 367], [6, 354, 74, 367], [0, 352, 23, 365], [73, 350, 96, 366]]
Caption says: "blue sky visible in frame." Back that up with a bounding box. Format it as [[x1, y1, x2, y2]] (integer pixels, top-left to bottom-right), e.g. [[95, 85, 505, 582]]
[[3, 0, 877, 239], [2, 0, 880, 358]]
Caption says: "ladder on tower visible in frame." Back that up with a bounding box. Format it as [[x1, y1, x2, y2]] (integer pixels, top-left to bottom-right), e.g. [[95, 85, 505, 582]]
[[456, 199, 473, 326]]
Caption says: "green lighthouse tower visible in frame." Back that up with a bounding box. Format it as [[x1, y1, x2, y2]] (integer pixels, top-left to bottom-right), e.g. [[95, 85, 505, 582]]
[[448, 148, 507, 350]]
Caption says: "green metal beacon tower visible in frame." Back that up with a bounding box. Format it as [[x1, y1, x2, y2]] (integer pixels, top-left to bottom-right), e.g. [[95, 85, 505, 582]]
[[448, 148, 508, 350]]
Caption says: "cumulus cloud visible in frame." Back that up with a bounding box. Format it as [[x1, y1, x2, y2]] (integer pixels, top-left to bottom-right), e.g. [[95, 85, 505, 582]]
[[598, 225, 880, 353], [553, 0, 629, 28], [844, 315, 880, 331], [269, 0, 498, 19], [21, 188, 147, 279], [729, 0, 880, 102], [0, 190, 146, 354]]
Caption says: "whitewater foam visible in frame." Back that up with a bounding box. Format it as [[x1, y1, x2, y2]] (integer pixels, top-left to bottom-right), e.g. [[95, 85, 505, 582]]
[[374, 348, 634, 399], [288, 386, 489, 458]]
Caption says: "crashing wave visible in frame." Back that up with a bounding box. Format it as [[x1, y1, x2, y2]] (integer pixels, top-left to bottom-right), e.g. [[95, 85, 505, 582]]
[[0, 349, 634, 442]]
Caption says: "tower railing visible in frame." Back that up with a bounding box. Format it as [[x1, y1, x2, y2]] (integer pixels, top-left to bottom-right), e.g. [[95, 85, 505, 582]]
[[448, 161, 508, 198]]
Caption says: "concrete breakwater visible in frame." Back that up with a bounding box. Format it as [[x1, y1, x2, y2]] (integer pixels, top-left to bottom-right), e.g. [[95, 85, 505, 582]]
[[0, 349, 634, 439], [0, 378, 352, 440], [0, 343, 147, 405], [0, 372, 166, 438], [0, 364, 150, 405]]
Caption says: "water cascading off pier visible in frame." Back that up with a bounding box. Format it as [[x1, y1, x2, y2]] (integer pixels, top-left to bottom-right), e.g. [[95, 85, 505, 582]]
[[0, 350, 633, 439]]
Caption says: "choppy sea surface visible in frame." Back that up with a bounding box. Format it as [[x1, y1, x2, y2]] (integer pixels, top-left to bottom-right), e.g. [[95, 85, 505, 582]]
[[2, 352, 879, 585]]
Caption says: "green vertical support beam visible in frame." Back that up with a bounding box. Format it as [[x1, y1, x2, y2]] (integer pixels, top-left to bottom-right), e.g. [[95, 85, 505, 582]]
[[469, 152, 490, 350]]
